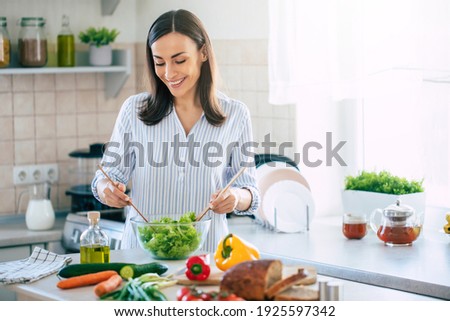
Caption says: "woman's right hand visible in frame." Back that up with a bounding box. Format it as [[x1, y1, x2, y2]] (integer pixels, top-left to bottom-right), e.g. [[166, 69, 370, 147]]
[[97, 178, 130, 208]]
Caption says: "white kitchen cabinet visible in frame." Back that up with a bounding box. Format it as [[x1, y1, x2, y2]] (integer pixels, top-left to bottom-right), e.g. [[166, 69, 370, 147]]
[[0, 49, 131, 98], [0, 245, 31, 263]]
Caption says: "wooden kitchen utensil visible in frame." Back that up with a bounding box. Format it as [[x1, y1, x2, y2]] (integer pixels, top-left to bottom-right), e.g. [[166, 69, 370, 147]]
[[97, 163, 148, 223], [195, 167, 247, 222]]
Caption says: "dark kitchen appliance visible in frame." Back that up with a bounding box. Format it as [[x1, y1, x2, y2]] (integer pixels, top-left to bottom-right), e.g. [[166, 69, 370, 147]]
[[65, 143, 124, 220]]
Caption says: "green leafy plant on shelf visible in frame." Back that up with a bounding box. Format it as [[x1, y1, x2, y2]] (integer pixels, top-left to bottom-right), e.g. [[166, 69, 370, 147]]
[[78, 27, 119, 47], [344, 170, 424, 195]]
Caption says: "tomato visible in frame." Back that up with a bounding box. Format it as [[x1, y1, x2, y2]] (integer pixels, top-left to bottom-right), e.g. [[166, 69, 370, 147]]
[[181, 293, 203, 301], [199, 292, 213, 301], [218, 292, 245, 301], [176, 287, 191, 301]]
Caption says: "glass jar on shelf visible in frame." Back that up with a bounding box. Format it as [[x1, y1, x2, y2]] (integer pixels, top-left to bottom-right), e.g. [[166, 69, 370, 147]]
[[0, 17, 10, 68], [18, 17, 48, 67]]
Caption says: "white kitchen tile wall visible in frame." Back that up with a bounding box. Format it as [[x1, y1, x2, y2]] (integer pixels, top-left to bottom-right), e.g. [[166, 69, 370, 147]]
[[34, 74, 55, 92], [35, 92, 56, 115], [0, 142, 13, 165], [12, 93, 34, 115], [14, 140, 35, 165], [0, 75, 12, 92], [55, 74, 76, 91], [0, 165, 13, 188], [55, 91, 76, 114], [0, 93, 13, 115], [12, 75, 33, 92], [35, 115, 56, 138], [76, 90, 97, 113], [35, 139, 57, 164], [0, 117, 13, 140], [75, 74, 97, 90], [14, 116, 35, 140]]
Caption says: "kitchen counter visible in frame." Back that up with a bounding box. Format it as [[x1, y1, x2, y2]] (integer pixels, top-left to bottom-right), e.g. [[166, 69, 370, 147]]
[[0, 214, 66, 248], [3, 248, 442, 301], [227, 215, 450, 300], [1, 212, 448, 300]]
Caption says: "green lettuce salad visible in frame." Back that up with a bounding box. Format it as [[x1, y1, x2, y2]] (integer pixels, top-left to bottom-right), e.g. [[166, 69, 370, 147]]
[[137, 212, 201, 259]]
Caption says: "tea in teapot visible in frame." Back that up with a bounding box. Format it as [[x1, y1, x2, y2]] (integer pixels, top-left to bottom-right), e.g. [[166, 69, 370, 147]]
[[370, 199, 423, 246]]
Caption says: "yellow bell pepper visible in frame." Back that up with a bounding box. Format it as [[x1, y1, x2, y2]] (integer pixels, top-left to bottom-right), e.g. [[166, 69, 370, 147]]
[[214, 233, 260, 271], [444, 223, 450, 234]]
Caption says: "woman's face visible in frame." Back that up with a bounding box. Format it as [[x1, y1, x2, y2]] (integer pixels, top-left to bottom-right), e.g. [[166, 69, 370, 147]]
[[151, 32, 206, 103]]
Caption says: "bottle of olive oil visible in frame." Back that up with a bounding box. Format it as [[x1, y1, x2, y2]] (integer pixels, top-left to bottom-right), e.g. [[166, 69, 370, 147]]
[[79, 211, 110, 263], [57, 14, 75, 67]]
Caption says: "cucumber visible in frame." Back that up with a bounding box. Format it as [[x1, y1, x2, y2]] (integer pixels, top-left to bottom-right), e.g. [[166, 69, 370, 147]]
[[58, 262, 168, 278], [120, 262, 169, 279]]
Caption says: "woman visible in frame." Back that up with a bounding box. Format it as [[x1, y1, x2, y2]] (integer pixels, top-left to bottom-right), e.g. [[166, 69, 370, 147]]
[[92, 9, 260, 252]]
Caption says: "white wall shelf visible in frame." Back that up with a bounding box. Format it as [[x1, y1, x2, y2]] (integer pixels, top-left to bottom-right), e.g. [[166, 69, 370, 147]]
[[0, 49, 131, 98]]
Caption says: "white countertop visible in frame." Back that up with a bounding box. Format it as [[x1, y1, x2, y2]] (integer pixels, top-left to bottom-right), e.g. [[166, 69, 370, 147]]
[[3, 248, 442, 301], [1, 211, 448, 300], [227, 215, 450, 300], [0, 214, 65, 248]]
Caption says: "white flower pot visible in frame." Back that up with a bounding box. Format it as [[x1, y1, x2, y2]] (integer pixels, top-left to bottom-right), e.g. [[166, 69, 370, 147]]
[[89, 44, 112, 66], [341, 190, 426, 218]]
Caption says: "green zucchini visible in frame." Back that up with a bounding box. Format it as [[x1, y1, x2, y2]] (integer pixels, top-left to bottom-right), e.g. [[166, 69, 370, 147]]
[[58, 262, 168, 278], [120, 263, 168, 279]]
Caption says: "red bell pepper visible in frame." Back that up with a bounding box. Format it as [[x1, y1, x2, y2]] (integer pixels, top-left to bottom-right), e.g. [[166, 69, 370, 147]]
[[185, 255, 211, 281]]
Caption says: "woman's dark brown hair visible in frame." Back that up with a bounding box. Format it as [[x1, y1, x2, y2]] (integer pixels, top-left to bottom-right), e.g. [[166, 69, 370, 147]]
[[139, 9, 226, 126]]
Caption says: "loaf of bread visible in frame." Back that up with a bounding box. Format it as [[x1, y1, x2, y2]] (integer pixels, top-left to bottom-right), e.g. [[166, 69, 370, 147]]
[[220, 259, 282, 300]]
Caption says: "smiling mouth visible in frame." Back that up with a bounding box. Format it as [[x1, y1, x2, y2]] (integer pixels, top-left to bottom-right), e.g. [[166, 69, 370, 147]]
[[167, 77, 186, 88]]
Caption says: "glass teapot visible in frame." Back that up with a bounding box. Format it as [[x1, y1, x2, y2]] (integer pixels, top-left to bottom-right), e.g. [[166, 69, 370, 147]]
[[18, 182, 55, 231], [370, 199, 423, 246]]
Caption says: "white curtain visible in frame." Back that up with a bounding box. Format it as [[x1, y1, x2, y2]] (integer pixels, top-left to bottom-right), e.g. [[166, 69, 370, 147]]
[[268, 0, 450, 215]]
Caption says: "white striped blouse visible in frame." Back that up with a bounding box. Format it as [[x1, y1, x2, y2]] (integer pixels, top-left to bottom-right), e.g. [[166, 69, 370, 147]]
[[92, 91, 260, 252]]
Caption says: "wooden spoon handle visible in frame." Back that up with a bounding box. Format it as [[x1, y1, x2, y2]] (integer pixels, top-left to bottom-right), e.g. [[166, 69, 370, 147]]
[[97, 163, 148, 223], [196, 167, 247, 221]]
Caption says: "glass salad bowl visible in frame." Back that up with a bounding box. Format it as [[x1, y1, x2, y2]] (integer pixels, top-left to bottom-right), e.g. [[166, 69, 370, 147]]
[[131, 212, 211, 260]]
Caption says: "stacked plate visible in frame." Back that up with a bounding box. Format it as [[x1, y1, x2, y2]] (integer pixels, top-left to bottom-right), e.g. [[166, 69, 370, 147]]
[[255, 161, 315, 233]]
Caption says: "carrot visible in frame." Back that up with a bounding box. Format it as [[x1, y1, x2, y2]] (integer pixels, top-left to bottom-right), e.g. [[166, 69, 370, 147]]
[[57, 270, 118, 289], [94, 274, 123, 297]]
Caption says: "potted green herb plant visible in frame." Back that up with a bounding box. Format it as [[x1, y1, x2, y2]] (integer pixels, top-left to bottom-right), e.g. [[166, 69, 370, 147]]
[[342, 170, 426, 217], [79, 27, 119, 66]]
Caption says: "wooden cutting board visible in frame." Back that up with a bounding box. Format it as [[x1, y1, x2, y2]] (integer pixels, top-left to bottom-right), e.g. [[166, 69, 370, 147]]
[[173, 264, 317, 286]]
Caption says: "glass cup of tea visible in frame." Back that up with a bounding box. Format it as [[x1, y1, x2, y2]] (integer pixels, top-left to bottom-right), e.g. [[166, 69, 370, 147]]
[[342, 213, 367, 239]]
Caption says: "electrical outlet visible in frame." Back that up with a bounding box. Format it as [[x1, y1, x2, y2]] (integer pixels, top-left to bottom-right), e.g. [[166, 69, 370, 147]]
[[42, 163, 59, 183], [13, 164, 59, 185], [13, 166, 29, 185]]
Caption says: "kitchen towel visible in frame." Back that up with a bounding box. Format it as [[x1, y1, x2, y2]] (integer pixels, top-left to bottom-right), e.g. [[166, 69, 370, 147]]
[[0, 247, 72, 284]]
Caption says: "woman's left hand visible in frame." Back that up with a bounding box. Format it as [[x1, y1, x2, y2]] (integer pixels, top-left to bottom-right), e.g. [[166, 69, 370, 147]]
[[209, 188, 240, 214]]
